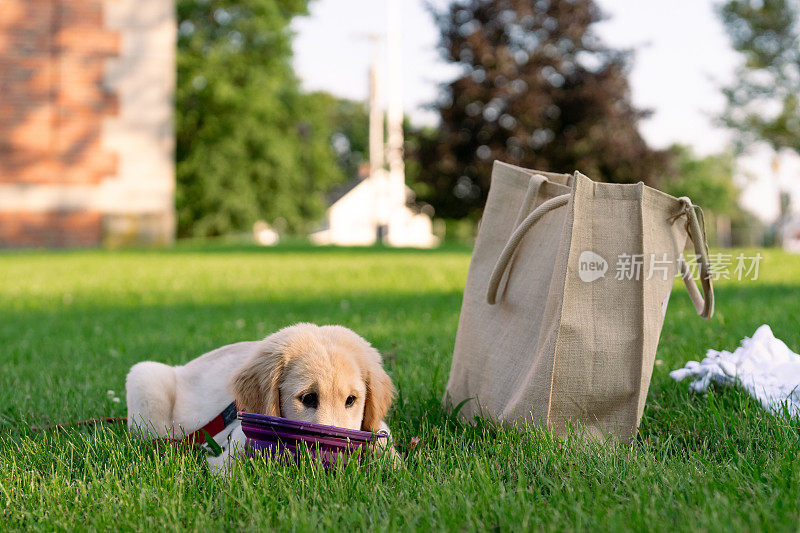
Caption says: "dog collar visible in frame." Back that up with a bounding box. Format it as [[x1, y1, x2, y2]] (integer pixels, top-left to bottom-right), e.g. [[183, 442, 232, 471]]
[[159, 401, 238, 446]]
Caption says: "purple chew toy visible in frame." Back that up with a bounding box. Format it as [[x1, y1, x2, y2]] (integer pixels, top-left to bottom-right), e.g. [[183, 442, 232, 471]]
[[239, 412, 387, 465]]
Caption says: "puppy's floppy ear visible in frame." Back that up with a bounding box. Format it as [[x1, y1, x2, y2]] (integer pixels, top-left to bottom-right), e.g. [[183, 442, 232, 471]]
[[361, 349, 395, 432], [230, 332, 288, 416]]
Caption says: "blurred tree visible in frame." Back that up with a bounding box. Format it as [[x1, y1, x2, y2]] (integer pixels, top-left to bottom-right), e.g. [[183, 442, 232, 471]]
[[403, 120, 439, 195], [300, 92, 436, 191], [717, 0, 800, 154], [420, 0, 667, 218], [308, 92, 442, 192], [176, 0, 344, 237], [319, 95, 370, 181], [661, 145, 743, 246], [661, 145, 739, 215]]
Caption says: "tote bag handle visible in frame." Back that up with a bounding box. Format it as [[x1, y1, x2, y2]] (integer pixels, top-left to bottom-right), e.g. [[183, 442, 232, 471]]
[[486, 193, 714, 319], [486, 194, 570, 305], [670, 197, 715, 319]]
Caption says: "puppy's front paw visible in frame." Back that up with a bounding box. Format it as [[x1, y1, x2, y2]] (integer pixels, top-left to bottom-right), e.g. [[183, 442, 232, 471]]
[[385, 446, 402, 468], [371, 423, 402, 467], [207, 425, 247, 476], [206, 450, 230, 476]]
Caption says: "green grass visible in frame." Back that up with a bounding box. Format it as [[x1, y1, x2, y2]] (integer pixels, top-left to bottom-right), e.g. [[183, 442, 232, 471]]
[[1, 243, 799, 531]]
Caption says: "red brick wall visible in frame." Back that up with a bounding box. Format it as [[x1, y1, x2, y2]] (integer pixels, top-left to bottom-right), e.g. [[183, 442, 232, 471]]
[[0, 211, 102, 248], [0, 0, 119, 246], [0, 0, 119, 185], [0, 0, 119, 184]]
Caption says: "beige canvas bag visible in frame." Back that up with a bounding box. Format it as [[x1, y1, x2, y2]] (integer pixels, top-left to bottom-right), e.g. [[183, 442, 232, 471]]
[[445, 161, 714, 439]]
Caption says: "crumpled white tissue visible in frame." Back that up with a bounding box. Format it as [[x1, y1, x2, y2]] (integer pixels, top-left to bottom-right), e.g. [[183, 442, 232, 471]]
[[670, 324, 800, 418]]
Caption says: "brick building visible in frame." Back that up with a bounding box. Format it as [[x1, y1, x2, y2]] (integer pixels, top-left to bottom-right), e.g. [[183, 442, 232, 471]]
[[0, 0, 175, 247]]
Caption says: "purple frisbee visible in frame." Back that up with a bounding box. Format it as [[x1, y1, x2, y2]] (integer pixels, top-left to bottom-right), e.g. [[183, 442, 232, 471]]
[[239, 412, 387, 465]]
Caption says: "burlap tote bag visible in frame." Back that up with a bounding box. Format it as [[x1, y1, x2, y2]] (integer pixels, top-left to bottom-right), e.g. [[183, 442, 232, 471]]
[[445, 161, 714, 439]]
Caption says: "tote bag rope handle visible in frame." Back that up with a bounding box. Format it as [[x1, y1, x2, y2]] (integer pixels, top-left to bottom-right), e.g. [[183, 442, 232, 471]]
[[670, 197, 715, 319], [486, 194, 715, 320], [486, 193, 570, 305]]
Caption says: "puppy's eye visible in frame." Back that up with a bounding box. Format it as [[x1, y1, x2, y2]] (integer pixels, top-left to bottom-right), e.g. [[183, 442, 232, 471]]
[[345, 395, 356, 407], [300, 393, 318, 409]]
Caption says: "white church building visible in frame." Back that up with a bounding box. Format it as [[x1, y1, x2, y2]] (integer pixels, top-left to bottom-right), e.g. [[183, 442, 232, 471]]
[[310, 0, 438, 249], [311, 168, 438, 248]]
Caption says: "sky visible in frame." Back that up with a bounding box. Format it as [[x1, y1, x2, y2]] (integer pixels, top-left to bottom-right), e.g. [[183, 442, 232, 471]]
[[292, 0, 799, 222]]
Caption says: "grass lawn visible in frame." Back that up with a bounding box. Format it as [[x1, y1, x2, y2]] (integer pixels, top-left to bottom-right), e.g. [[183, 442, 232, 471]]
[[1, 243, 799, 531]]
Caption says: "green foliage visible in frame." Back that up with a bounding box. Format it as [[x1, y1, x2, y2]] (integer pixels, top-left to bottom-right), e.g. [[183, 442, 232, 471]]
[[2, 245, 800, 529], [320, 95, 370, 181], [717, 0, 800, 153], [403, 121, 440, 199], [661, 145, 765, 246], [419, 0, 668, 219], [176, 0, 345, 237], [662, 145, 740, 215], [320, 97, 433, 189]]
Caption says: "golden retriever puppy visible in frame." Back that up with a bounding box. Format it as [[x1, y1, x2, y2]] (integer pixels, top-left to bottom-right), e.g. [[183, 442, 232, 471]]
[[125, 323, 396, 472]]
